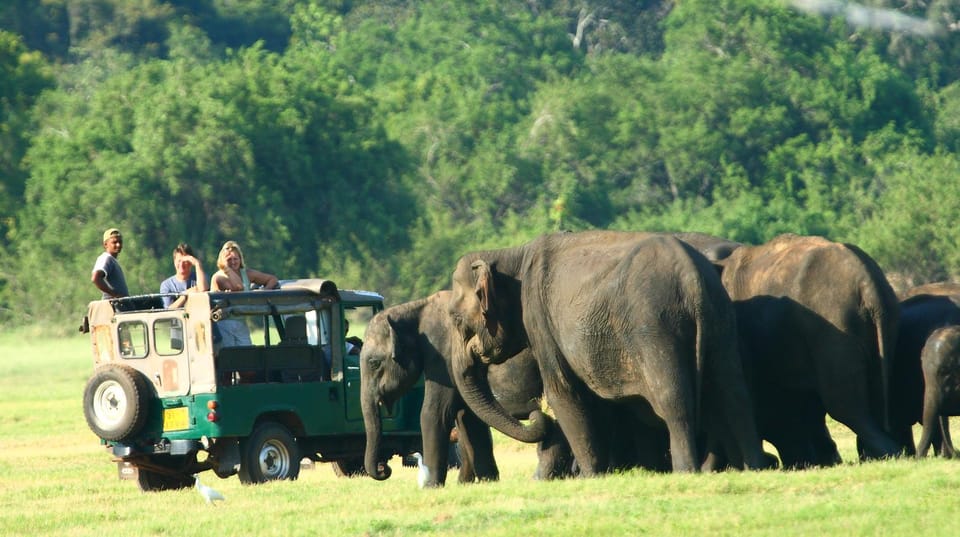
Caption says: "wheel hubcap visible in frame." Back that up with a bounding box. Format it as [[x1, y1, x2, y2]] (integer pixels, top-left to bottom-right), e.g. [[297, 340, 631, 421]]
[[258, 439, 290, 478], [94, 380, 126, 428]]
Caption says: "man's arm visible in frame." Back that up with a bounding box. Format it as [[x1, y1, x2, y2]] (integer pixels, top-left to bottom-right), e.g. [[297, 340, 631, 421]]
[[92, 270, 118, 297], [189, 257, 208, 292]]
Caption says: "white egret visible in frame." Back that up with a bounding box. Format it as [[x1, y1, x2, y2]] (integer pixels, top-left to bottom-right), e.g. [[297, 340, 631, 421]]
[[193, 474, 226, 504], [412, 452, 431, 489]]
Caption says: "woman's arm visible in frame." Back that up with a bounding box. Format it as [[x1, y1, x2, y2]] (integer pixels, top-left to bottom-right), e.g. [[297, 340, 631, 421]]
[[247, 268, 279, 289], [210, 270, 230, 291]]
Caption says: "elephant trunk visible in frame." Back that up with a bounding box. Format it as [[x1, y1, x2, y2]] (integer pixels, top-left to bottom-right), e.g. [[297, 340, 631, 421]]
[[452, 345, 549, 443], [362, 387, 391, 480]]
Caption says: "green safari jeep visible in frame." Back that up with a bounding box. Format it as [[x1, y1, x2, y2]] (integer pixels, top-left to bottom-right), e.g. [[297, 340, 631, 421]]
[[80, 279, 424, 491]]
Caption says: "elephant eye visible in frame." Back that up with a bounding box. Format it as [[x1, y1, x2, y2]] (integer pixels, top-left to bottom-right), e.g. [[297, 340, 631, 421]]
[[450, 312, 471, 333]]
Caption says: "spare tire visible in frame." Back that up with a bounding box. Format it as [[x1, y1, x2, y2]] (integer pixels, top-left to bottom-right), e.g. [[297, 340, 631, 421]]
[[83, 364, 151, 442]]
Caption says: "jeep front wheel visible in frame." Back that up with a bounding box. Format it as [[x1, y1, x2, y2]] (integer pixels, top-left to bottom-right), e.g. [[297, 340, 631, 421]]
[[238, 422, 301, 484], [83, 364, 150, 442]]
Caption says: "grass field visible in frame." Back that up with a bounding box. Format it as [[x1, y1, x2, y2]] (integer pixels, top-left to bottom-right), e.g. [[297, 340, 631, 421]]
[[1, 330, 958, 537]]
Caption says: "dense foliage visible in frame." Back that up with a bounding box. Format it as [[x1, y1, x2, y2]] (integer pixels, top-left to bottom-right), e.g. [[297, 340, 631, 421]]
[[1, 0, 959, 330]]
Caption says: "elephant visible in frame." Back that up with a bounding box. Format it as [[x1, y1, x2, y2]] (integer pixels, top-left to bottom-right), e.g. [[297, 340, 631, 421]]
[[898, 281, 960, 301], [670, 232, 744, 264], [360, 291, 575, 486], [888, 292, 960, 456], [445, 230, 771, 475], [916, 325, 960, 457], [713, 233, 901, 466]]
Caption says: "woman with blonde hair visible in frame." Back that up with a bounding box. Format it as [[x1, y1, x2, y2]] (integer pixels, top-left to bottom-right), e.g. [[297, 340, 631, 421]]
[[210, 241, 279, 349], [210, 240, 279, 292]]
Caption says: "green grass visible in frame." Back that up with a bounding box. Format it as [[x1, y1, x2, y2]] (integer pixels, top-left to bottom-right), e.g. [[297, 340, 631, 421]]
[[1, 330, 959, 536]]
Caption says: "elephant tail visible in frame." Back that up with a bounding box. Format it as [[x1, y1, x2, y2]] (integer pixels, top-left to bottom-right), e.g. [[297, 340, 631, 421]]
[[875, 307, 896, 433], [694, 311, 705, 432]]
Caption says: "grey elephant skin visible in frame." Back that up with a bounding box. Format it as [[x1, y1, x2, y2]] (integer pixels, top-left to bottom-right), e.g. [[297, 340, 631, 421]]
[[898, 281, 960, 301], [716, 233, 901, 467], [447, 230, 770, 474], [916, 325, 960, 457], [889, 291, 960, 456], [359, 291, 574, 486], [670, 232, 743, 264]]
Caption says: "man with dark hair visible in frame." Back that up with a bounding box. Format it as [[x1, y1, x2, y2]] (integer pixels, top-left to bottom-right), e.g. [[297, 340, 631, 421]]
[[92, 228, 129, 299], [160, 243, 207, 308]]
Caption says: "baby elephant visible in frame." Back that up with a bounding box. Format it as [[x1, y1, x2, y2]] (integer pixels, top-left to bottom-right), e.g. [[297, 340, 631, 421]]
[[917, 325, 960, 457]]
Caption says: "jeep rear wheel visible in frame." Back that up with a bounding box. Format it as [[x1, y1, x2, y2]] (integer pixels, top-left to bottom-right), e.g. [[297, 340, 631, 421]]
[[83, 364, 151, 442], [238, 422, 301, 484], [331, 458, 366, 477]]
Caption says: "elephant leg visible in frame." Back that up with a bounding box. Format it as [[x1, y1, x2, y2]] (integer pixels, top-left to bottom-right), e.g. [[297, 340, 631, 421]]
[[698, 393, 736, 472], [820, 372, 899, 460], [762, 397, 835, 470], [699, 406, 746, 472], [700, 447, 726, 472], [545, 385, 605, 476], [421, 434, 450, 487], [809, 421, 841, 467], [938, 416, 954, 459], [642, 390, 698, 473], [614, 404, 671, 473], [771, 442, 808, 470], [535, 419, 576, 480], [453, 423, 476, 482], [611, 347, 697, 473], [889, 425, 917, 457], [419, 400, 455, 487], [632, 422, 671, 473], [455, 409, 499, 482], [662, 419, 698, 472], [704, 353, 770, 470], [766, 425, 814, 470], [700, 434, 741, 472], [797, 398, 840, 467], [916, 390, 940, 458]]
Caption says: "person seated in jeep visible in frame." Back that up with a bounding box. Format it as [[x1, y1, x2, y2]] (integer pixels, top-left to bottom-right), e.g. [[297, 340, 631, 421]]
[[344, 319, 361, 356], [210, 240, 278, 292], [210, 240, 278, 349], [160, 243, 207, 309]]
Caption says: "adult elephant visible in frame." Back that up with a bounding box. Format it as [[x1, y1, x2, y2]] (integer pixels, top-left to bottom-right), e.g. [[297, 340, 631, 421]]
[[671, 232, 744, 264], [898, 281, 960, 301], [446, 230, 770, 475], [360, 291, 575, 486], [888, 292, 960, 456], [716, 233, 901, 465]]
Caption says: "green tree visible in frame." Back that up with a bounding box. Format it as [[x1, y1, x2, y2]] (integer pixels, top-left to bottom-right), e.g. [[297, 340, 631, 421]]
[[14, 31, 412, 327], [853, 147, 960, 287], [0, 31, 52, 235], [0, 31, 53, 323]]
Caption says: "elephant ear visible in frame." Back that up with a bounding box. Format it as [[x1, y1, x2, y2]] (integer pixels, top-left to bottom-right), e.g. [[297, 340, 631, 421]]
[[385, 316, 404, 361], [386, 314, 418, 370], [470, 260, 495, 315]]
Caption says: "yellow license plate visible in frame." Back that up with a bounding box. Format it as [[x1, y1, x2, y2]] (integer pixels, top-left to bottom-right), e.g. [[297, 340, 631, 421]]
[[163, 407, 190, 431]]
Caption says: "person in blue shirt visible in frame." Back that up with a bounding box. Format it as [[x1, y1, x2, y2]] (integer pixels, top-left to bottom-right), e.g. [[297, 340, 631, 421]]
[[160, 243, 208, 308]]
